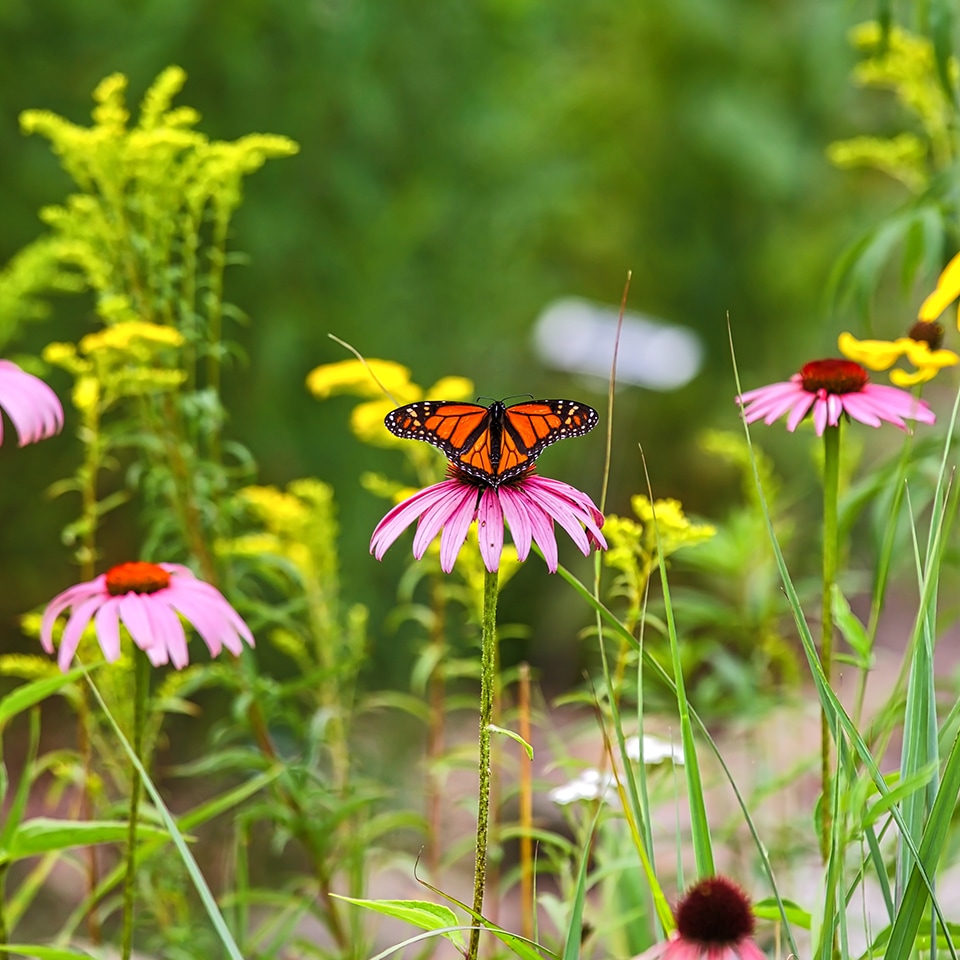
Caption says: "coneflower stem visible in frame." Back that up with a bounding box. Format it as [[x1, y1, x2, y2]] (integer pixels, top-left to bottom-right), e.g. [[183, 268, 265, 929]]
[[820, 422, 840, 863], [468, 568, 499, 960], [121, 648, 150, 960]]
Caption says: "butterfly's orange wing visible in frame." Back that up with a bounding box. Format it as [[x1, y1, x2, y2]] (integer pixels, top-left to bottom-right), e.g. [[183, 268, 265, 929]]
[[385, 401, 495, 479]]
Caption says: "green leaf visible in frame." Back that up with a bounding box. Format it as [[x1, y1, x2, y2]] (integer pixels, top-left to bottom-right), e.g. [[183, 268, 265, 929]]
[[753, 898, 811, 929], [0, 709, 39, 851], [3, 818, 168, 862], [0, 947, 96, 958], [487, 723, 534, 760], [831, 586, 872, 665], [0, 667, 89, 729], [333, 896, 465, 952], [562, 807, 600, 960]]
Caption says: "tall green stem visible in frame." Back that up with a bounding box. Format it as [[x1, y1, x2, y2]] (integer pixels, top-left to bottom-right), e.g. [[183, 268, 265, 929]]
[[121, 649, 150, 960], [820, 423, 840, 863], [468, 568, 499, 960]]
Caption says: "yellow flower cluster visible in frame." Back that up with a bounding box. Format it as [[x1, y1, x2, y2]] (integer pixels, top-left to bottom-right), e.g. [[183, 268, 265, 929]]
[[826, 21, 957, 189], [306, 357, 474, 449], [604, 495, 714, 626], [44, 320, 186, 413], [4, 67, 298, 336], [219, 479, 338, 585]]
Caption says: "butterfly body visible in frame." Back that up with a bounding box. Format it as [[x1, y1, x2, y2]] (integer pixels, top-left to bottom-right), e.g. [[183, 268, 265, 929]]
[[385, 398, 598, 486]]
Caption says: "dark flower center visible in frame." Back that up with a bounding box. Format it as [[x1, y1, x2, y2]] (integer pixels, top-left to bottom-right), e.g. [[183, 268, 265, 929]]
[[908, 320, 944, 351], [105, 561, 171, 596], [799, 358, 868, 395], [675, 876, 755, 945]]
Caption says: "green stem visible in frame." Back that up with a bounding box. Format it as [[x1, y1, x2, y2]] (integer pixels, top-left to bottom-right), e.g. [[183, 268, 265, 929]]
[[0, 862, 8, 946], [121, 649, 150, 960], [468, 568, 499, 960], [820, 422, 841, 863]]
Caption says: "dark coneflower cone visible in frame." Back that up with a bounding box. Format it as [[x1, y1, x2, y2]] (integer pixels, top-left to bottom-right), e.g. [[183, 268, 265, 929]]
[[798, 358, 868, 395], [908, 320, 945, 351], [105, 561, 171, 596], [675, 876, 755, 945]]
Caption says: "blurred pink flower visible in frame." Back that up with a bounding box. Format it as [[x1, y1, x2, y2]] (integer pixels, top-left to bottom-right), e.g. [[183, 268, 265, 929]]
[[0, 360, 63, 446], [370, 467, 606, 573], [41, 561, 254, 671], [737, 358, 935, 435], [635, 876, 765, 960]]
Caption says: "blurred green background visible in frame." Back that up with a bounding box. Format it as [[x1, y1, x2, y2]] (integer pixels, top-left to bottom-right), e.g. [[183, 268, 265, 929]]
[[0, 0, 907, 687]]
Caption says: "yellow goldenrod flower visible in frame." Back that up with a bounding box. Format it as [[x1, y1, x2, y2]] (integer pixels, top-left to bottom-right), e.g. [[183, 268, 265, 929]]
[[919, 251, 960, 328], [838, 324, 958, 386]]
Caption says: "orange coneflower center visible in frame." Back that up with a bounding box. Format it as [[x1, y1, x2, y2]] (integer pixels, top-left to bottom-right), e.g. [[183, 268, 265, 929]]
[[909, 320, 944, 351], [105, 561, 171, 597], [799, 358, 868, 395], [675, 876, 755, 946]]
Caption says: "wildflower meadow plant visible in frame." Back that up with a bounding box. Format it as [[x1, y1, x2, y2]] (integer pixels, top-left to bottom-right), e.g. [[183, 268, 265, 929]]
[[7, 22, 960, 960]]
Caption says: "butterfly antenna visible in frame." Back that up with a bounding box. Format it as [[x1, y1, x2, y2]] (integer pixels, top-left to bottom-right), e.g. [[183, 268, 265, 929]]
[[500, 393, 535, 404], [327, 333, 403, 406]]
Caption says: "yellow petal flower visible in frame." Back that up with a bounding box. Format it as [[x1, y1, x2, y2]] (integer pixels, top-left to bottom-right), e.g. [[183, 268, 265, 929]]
[[918, 251, 960, 323], [351, 398, 406, 447], [889, 367, 939, 387], [837, 331, 907, 370], [305, 358, 414, 400], [900, 339, 959, 370], [425, 376, 475, 401]]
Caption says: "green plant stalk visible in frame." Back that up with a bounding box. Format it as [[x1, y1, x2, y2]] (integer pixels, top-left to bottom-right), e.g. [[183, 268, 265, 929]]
[[468, 568, 499, 960], [820, 423, 840, 864], [121, 648, 150, 960], [0, 862, 8, 946]]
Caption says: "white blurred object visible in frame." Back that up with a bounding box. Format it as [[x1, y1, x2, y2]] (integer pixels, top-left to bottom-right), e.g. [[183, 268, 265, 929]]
[[533, 296, 703, 391], [548, 768, 617, 806], [625, 733, 685, 766]]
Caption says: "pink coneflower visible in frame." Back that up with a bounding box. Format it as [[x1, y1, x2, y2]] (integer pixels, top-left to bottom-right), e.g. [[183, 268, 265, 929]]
[[737, 358, 935, 435], [370, 467, 606, 573], [41, 561, 255, 671], [635, 876, 765, 960], [0, 360, 63, 445]]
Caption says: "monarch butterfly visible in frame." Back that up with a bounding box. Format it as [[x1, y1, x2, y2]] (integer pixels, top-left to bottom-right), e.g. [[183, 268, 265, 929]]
[[384, 398, 598, 486]]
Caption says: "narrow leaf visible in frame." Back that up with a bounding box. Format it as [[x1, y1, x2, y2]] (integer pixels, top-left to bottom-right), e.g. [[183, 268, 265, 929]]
[[333, 896, 465, 952], [487, 723, 534, 760]]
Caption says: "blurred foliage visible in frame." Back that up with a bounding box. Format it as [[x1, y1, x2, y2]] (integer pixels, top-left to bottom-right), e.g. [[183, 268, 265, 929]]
[[0, 0, 936, 688]]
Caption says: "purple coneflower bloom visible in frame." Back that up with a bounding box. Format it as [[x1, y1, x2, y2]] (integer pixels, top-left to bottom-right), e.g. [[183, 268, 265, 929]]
[[0, 360, 63, 446], [635, 876, 766, 960], [738, 358, 935, 435], [41, 561, 254, 672], [370, 467, 606, 574]]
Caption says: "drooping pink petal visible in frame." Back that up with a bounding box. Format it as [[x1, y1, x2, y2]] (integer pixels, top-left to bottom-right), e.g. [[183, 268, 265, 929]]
[[498, 485, 533, 560], [510, 487, 559, 571], [837, 392, 883, 428], [784, 391, 816, 431], [57, 594, 108, 671], [863, 383, 936, 423], [438, 487, 479, 572], [118, 593, 163, 662], [41, 579, 104, 653], [0, 361, 64, 446], [93, 601, 122, 663], [370, 480, 466, 560], [413, 485, 474, 560], [477, 488, 505, 572], [167, 576, 255, 649], [812, 396, 828, 435], [150, 596, 190, 669]]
